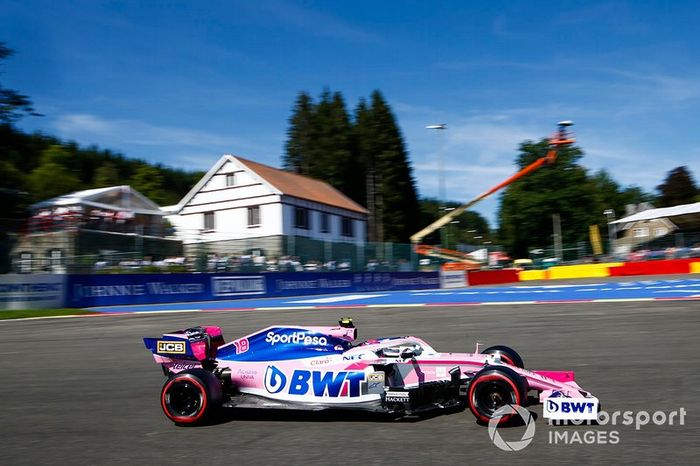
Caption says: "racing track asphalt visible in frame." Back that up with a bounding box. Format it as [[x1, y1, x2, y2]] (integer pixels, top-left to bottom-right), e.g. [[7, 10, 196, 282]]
[[1, 301, 698, 465]]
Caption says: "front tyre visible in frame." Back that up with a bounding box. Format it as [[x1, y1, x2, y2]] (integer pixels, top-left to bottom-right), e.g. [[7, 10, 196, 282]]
[[161, 369, 222, 425], [481, 345, 524, 368], [467, 366, 527, 424]]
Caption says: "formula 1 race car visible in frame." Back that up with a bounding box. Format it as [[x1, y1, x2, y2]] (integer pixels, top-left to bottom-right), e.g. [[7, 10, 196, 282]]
[[144, 318, 599, 425]]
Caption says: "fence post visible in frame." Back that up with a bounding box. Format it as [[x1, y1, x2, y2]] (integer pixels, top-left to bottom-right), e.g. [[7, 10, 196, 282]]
[[675, 232, 684, 248], [357, 242, 364, 272], [287, 234, 295, 257]]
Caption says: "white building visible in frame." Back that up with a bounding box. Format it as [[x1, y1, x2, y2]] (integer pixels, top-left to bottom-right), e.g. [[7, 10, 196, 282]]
[[165, 155, 368, 258]]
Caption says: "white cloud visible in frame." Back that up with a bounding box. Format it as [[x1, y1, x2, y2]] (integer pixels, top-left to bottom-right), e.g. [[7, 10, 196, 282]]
[[405, 116, 552, 226], [54, 114, 235, 148], [257, 1, 380, 43], [50, 113, 283, 171]]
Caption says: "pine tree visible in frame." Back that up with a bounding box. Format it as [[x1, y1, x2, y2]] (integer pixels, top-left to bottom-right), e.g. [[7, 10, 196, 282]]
[[283, 92, 315, 174], [282, 88, 421, 243], [656, 166, 699, 207], [310, 90, 354, 197], [352, 98, 375, 239], [366, 91, 420, 243]]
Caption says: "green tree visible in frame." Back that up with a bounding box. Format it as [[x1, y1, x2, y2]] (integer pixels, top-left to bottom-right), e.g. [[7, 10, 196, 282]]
[[130, 164, 166, 205], [656, 166, 699, 207], [27, 145, 82, 201], [283, 89, 420, 242], [0, 42, 39, 125], [283, 89, 357, 199], [310, 90, 355, 197], [283, 92, 315, 174], [93, 161, 121, 187], [497, 140, 597, 257], [365, 91, 420, 243], [352, 98, 375, 238], [0, 159, 28, 218], [419, 197, 491, 247]]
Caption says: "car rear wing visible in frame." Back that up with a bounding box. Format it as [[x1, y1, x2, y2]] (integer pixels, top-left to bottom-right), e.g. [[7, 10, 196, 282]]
[[144, 326, 225, 362]]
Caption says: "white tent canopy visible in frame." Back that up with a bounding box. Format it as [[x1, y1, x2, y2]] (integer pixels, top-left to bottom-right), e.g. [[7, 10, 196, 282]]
[[31, 185, 164, 216], [611, 202, 700, 226]]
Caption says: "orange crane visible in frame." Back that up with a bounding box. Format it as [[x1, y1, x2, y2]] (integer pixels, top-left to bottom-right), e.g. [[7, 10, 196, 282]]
[[411, 121, 575, 267]]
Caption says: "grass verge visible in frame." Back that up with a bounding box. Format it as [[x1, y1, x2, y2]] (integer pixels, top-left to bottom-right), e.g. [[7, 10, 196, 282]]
[[0, 308, 98, 320]]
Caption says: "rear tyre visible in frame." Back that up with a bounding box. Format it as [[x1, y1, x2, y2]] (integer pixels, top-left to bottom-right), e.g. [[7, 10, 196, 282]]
[[481, 345, 524, 368], [467, 366, 527, 424], [161, 369, 222, 425]]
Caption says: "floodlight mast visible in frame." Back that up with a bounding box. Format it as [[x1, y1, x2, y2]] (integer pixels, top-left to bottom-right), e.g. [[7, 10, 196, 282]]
[[409, 121, 575, 245]]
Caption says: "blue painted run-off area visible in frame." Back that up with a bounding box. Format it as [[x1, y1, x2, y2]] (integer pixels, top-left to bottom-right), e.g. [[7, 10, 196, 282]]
[[92, 278, 700, 313]]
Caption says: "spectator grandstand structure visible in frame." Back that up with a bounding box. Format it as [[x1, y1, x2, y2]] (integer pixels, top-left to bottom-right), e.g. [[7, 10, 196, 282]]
[[11, 186, 182, 273]]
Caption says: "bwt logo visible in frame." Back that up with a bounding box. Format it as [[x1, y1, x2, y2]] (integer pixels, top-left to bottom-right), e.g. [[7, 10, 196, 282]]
[[264, 366, 288, 394], [265, 331, 328, 346], [157, 341, 186, 354], [547, 399, 597, 414], [264, 366, 365, 397]]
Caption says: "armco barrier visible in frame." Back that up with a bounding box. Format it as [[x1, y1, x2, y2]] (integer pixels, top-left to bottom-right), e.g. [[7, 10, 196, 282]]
[[609, 258, 698, 277], [65, 272, 440, 308], [467, 269, 520, 286], [546, 263, 623, 280]]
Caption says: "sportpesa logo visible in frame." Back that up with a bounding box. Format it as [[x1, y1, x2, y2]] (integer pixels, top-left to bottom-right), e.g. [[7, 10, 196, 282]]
[[265, 331, 328, 346]]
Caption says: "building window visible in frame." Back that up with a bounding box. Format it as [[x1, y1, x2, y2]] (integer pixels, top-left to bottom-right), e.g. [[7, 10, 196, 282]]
[[204, 212, 215, 231], [342, 217, 354, 237], [47, 249, 63, 268], [19, 251, 32, 274], [633, 227, 649, 238], [226, 173, 235, 187], [654, 227, 667, 237], [248, 206, 261, 227], [294, 207, 310, 230], [320, 213, 330, 233]]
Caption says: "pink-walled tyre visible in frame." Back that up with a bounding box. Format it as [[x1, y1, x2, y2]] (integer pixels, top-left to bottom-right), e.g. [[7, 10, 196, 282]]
[[467, 366, 527, 424], [161, 369, 222, 425], [481, 345, 524, 368]]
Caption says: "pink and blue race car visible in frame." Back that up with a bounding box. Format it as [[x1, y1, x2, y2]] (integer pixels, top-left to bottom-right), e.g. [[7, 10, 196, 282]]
[[144, 318, 599, 425]]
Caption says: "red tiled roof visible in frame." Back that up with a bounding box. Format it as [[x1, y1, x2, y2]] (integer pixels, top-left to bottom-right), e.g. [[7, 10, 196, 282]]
[[235, 156, 368, 214]]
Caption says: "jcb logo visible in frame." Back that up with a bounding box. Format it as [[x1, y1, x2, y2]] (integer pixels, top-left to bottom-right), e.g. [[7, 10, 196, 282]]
[[157, 340, 186, 354]]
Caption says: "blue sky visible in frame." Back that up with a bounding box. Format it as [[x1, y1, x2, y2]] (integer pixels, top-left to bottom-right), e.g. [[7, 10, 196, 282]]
[[4, 1, 700, 227]]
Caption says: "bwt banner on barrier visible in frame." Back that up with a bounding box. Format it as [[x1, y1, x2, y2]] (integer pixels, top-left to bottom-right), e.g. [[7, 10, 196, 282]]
[[67, 272, 440, 307], [0, 274, 66, 310]]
